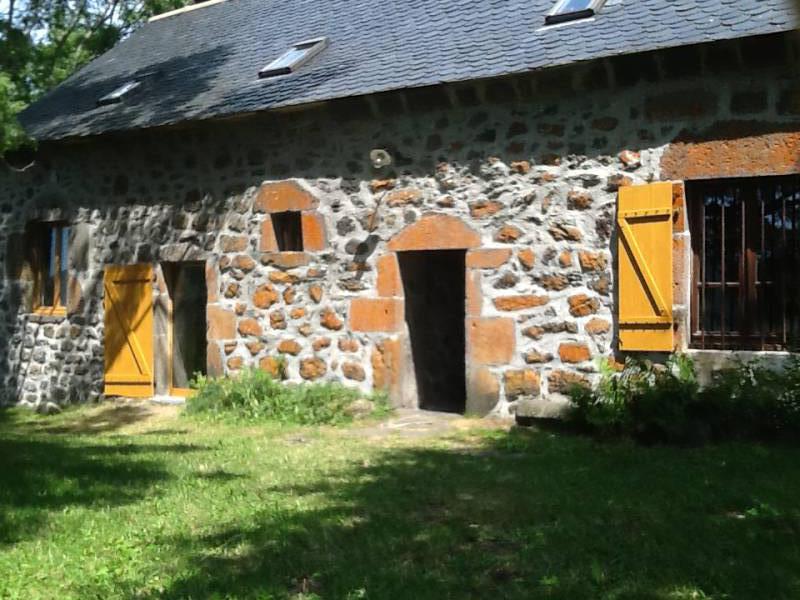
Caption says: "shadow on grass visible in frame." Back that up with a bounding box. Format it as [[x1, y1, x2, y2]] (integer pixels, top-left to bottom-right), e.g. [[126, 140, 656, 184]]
[[150, 430, 800, 600], [0, 421, 203, 545], [29, 403, 164, 435]]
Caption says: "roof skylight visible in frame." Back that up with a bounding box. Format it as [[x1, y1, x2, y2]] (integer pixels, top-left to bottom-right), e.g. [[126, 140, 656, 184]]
[[259, 37, 328, 79], [545, 0, 605, 25], [97, 80, 141, 106]]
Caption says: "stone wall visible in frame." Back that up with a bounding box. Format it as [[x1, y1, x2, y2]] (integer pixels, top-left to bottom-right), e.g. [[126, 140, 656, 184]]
[[1, 33, 799, 415]]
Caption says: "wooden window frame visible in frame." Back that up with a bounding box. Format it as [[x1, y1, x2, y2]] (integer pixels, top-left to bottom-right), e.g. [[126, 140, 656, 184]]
[[29, 221, 70, 317], [688, 175, 800, 351]]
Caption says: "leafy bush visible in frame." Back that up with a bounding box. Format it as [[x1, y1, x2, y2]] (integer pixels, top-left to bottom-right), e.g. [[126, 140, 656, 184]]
[[698, 357, 800, 440], [186, 367, 387, 425], [566, 355, 800, 444]]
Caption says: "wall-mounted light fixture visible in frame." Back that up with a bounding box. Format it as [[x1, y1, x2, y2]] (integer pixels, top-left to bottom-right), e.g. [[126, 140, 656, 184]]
[[369, 149, 392, 169]]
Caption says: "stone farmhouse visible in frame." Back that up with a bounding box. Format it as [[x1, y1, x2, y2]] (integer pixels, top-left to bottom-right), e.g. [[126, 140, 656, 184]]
[[2, 0, 799, 416]]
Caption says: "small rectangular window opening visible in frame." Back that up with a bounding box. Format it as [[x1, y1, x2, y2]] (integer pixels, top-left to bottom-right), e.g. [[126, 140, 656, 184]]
[[271, 212, 303, 251], [545, 0, 605, 25], [259, 37, 328, 79], [29, 221, 70, 313]]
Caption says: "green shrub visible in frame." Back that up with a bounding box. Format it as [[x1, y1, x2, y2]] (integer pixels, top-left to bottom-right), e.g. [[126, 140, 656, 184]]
[[566, 354, 800, 444], [186, 367, 387, 425], [699, 357, 800, 440]]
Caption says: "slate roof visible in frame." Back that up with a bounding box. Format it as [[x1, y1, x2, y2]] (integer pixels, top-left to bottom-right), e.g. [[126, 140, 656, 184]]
[[20, 0, 799, 141]]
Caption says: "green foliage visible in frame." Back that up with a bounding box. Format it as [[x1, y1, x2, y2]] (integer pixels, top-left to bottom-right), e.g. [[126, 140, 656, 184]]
[[186, 367, 386, 425], [0, 0, 192, 155], [0, 72, 26, 153], [567, 354, 800, 444]]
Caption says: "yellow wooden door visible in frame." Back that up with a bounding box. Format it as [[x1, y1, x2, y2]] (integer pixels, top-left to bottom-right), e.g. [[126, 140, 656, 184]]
[[103, 264, 154, 398], [617, 183, 674, 351]]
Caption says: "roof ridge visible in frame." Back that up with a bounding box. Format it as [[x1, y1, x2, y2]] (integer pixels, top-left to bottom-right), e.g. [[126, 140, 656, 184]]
[[148, 0, 230, 23]]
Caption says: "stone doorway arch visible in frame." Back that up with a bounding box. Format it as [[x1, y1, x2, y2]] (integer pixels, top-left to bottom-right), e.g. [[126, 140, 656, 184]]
[[352, 213, 514, 415]]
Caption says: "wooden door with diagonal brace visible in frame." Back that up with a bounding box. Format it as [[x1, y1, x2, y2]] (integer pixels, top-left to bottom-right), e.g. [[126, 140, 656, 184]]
[[103, 264, 154, 398]]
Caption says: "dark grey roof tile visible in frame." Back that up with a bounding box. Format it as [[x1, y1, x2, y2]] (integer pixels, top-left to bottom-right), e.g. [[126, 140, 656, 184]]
[[19, 0, 799, 140]]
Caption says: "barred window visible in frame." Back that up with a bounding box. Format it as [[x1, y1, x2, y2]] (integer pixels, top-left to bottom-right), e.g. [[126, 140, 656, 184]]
[[688, 176, 800, 350]]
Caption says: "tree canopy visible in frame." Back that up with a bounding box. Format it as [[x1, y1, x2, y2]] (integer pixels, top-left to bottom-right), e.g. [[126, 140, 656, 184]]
[[0, 0, 191, 155]]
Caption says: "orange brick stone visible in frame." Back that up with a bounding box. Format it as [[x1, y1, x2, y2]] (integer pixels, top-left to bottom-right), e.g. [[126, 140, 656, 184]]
[[386, 188, 423, 207], [207, 342, 224, 377], [278, 339, 302, 355], [238, 318, 263, 337], [259, 356, 284, 379], [350, 298, 403, 332], [377, 253, 403, 297], [246, 341, 265, 355], [370, 179, 396, 193], [558, 342, 591, 363], [578, 250, 607, 272], [568, 294, 600, 317], [585, 318, 611, 335], [466, 271, 482, 317], [540, 274, 569, 291], [372, 338, 402, 391], [300, 357, 327, 380], [220, 235, 249, 253], [548, 370, 590, 393], [207, 305, 236, 340], [205, 261, 219, 303], [231, 255, 256, 272], [301, 212, 327, 251], [558, 250, 573, 268], [660, 123, 800, 181], [227, 356, 244, 370], [269, 271, 298, 284], [309, 284, 323, 303], [388, 214, 481, 251], [672, 182, 688, 232], [338, 338, 359, 352], [469, 200, 504, 218], [468, 318, 515, 365], [290, 307, 306, 319], [510, 160, 531, 174], [494, 224, 523, 243], [517, 248, 536, 270], [466, 248, 512, 269], [253, 284, 279, 309], [224, 283, 240, 298], [261, 251, 310, 269], [320, 307, 344, 331], [493, 295, 549, 311], [270, 310, 286, 330], [342, 362, 366, 381], [260, 216, 278, 252], [504, 369, 540, 399], [466, 366, 500, 415], [312, 337, 332, 351], [254, 181, 316, 213]]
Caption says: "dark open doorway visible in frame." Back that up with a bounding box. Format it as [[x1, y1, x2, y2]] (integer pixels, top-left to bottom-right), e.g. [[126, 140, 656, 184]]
[[163, 262, 207, 393], [398, 250, 466, 413]]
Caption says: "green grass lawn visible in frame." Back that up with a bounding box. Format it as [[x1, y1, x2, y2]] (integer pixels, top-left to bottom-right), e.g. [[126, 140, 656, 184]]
[[1, 404, 799, 599]]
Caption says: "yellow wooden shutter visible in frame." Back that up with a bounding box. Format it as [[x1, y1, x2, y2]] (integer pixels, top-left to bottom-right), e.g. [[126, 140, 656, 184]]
[[103, 264, 154, 398], [617, 182, 674, 351]]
